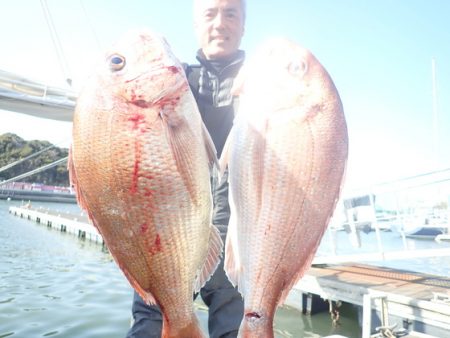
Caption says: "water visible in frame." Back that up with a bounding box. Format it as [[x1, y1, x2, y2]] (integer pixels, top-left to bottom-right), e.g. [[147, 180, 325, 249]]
[[0, 200, 131, 338], [1, 200, 449, 338]]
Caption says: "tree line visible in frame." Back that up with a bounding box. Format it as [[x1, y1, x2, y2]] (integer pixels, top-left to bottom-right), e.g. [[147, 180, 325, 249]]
[[0, 133, 69, 186]]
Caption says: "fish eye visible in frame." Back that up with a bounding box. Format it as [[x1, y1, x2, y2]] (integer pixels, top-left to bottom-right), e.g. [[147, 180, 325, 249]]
[[109, 54, 126, 71]]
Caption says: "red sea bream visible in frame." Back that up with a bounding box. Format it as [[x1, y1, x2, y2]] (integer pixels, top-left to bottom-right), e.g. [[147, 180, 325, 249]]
[[69, 30, 222, 338], [222, 37, 348, 337]]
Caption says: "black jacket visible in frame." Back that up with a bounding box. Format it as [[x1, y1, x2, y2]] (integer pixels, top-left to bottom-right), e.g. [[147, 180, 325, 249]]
[[185, 50, 245, 231]]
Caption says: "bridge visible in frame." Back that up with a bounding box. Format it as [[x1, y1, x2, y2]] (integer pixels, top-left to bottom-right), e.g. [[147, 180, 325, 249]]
[[0, 68, 75, 121]]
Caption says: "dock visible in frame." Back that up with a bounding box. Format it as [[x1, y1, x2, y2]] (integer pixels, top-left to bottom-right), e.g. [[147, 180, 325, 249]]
[[287, 264, 450, 337], [8, 205, 450, 337], [8, 205, 102, 243]]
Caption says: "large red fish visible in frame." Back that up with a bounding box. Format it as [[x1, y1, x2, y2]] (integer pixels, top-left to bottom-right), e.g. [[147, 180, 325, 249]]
[[222, 38, 348, 337], [69, 30, 222, 338]]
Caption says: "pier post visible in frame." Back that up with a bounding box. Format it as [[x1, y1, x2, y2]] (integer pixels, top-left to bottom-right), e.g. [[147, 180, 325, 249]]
[[362, 293, 372, 338], [306, 293, 313, 315]]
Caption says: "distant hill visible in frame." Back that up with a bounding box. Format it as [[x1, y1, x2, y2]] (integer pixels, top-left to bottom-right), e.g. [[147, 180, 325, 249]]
[[0, 133, 69, 186]]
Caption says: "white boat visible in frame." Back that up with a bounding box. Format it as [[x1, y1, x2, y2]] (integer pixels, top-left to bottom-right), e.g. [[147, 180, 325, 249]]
[[404, 225, 446, 239], [399, 215, 448, 239]]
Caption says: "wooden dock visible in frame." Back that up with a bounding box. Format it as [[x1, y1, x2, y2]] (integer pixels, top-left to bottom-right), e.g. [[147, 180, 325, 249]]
[[8, 205, 450, 337], [287, 264, 450, 337]]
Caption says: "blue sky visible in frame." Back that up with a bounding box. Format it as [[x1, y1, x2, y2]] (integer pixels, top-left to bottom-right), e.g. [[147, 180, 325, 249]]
[[1, 0, 449, 192]]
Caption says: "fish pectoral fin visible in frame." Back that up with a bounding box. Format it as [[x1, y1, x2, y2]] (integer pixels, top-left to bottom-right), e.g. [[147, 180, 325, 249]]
[[201, 122, 219, 171], [162, 114, 203, 204], [230, 64, 246, 97], [218, 126, 233, 179], [194, 225, 223, 293]]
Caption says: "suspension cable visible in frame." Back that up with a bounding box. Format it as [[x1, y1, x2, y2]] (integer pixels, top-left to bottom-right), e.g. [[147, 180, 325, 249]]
[[0, 144, 56, 174], [79, 0, 103, 52], [0, 157, 68, 187], [40, 0, 72, 86]]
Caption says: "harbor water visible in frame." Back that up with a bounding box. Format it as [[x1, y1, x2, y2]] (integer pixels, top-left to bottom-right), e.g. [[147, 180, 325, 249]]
[[1, 199, 449, 338]]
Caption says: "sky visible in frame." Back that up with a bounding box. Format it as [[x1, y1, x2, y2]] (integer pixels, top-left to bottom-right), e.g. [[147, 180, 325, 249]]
[[1, 0, 450, 194]]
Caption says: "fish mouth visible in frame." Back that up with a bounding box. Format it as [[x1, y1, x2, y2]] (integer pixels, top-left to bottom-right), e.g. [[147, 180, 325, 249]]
[[130, 99, 151, 108]]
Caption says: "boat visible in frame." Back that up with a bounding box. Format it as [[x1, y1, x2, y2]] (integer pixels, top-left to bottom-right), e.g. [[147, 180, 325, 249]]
[[404, 225, 446, 239], [399, 215, 448, 239]]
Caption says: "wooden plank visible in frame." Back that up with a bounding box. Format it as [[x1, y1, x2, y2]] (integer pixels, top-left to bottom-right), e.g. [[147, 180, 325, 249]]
[[292, 263, 450, 335]]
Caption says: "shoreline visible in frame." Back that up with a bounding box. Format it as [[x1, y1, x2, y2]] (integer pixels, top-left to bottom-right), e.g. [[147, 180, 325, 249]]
[[0, 188, 76, 203]]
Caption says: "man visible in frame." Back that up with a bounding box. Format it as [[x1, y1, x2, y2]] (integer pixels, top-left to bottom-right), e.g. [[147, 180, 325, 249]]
[[126, 0, 246, 337]]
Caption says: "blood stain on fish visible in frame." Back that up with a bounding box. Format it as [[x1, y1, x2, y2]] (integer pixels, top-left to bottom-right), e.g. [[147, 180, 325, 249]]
[[140, 223, 149, 234], [167, 66, 179, 74], [148, 234, 163, 255], [128, 113, 145, 130], [130, 140, 142, 194]]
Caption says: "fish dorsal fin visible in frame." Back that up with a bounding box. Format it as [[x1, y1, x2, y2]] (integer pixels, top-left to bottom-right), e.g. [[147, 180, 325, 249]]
[[194, 225, 223, 293]]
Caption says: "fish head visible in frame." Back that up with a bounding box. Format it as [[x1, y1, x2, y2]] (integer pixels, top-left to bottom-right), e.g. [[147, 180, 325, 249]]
[[86, 29, 188, 112], [233, 37, 340, 121]]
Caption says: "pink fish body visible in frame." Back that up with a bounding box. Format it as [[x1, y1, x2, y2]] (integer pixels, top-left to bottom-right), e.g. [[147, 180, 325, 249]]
[[69, 30, 222, 338], [223, 38, 348, 337]]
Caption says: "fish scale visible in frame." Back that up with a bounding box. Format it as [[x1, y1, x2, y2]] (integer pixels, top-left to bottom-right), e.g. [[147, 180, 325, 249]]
[[69, 29, 222, 338]]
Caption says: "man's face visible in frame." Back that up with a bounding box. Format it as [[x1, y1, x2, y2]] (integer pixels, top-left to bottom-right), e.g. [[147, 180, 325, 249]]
[[194, 0, 245, 60]]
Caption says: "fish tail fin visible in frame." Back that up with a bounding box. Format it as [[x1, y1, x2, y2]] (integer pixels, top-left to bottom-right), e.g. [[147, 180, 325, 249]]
[[162, 315, 206, 338], [193, 224, 223, 293]]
